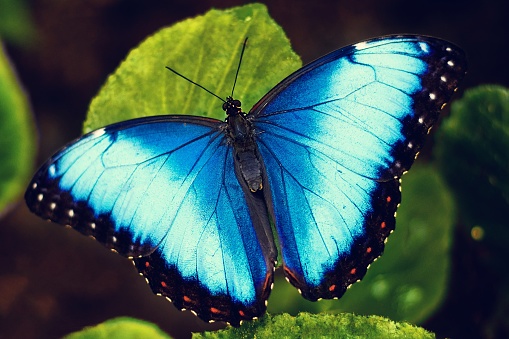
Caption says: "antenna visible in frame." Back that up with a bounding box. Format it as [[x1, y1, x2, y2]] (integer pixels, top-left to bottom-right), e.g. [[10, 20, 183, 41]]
[[231, 37, 248, 98], [165, 66, 225, 103], [165, 37, 249, 102]]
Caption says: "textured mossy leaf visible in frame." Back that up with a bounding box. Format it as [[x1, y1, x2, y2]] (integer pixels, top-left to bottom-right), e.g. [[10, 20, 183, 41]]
[[85, 3, 301, 132], [268, 165, 455, 324], [435, 85, 509, 249], [0, 42, 35, 214], [194, 312, 435, 339], [64, 317, 171, 339]]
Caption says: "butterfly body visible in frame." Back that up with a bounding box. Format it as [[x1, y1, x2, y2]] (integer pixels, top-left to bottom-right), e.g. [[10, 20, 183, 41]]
[[224, 97, 264, 192], [26, 35, 467, 326]]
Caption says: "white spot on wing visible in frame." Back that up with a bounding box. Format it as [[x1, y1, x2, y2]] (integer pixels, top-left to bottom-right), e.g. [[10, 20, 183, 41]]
[[37, 194, 43, 201], [429, 93, 436, 100], [91, 128, 106, 138], [354, 41, 368, 50], [447, 60, 455, 67], [418, 42, 429, 53], [48, 164, 56, 177]]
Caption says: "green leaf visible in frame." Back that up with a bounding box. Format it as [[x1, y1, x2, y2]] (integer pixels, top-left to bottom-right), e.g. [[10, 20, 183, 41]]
[[193, 312, 435, 339], [0, 42, 35, 214], [85, 3, 301, 132], [0, 0, 35, 46], [64, 317, 172, 339], [268, 165, 455, 323], [435, 85, 509, 248]]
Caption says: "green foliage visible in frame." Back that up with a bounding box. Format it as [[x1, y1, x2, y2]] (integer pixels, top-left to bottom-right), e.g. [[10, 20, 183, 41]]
[[268, 165, 455, 324], [0, 42, 35, 214], [64, 317, 172, 339], [193, 312, 435, 339], [63, 314, 435, 339], [435, 85, 509, 335], [435, 85, 509, 243], [85, 3, 301, 132], [0, 0, 35, 46]]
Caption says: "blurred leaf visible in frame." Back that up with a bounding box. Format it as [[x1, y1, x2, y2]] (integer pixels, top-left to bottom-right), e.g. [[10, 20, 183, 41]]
[[0, 42, 35, 214], [434, 85, 509, 336], [0, 0, 35, 46], [194, 312, 435, 339], [64, 317, 171, 339], [85, 3, 301, 132], [435, 85, 509, 251], [268, 165, 455, 324]]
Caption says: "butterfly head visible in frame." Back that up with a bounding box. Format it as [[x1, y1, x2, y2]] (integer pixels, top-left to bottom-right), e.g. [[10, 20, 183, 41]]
[[223, 96, 243, 116]]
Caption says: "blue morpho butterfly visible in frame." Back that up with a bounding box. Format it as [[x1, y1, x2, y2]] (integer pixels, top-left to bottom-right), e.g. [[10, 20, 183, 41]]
[[25, 35, 466, 326]]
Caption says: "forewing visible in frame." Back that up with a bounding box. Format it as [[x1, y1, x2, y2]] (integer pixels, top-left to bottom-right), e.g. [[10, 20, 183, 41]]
[[250, 36, 467, 300]]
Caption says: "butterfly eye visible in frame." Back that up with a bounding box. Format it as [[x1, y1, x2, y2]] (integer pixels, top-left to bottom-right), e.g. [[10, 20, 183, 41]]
[[222, 102, 228, 111], [233, 99, 241, 107]]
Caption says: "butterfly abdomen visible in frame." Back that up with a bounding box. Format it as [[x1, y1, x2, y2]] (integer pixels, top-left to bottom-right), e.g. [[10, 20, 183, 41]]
[[235, 148, 263, 192]]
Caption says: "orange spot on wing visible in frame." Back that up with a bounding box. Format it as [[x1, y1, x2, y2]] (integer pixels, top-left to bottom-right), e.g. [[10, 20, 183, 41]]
[[160, 281, 167, 288], [183, 295, 192, 303], [145, 261, 150, 268], [366, 247, 372, 253], [239, 310, 246, 317], [381, 221, 386, 229], [350, 268, 357, 275], [386, 196, 392, 203], [210, 307, 221, 314], [329, 284, 336, 292]]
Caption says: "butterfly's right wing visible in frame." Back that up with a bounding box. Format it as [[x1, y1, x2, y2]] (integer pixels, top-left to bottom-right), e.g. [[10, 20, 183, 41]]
[[249, 36, 466, 301], [25, 115, 276, 325]]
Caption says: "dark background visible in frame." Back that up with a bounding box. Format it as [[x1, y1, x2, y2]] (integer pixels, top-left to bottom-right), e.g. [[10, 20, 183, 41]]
[[1, 0, 507, 338]]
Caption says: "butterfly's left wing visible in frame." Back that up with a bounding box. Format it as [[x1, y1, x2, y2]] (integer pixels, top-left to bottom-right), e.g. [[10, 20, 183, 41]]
[[25, 116, 276, 326], [249, 35, 467, 300]]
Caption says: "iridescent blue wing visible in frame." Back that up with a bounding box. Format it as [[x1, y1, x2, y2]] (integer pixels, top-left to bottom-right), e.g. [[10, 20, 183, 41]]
[[25, 116, 276, 326], [249, 35, 467, 300]]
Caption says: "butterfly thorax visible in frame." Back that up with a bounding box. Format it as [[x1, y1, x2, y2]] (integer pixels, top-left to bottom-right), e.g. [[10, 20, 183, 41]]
[[223, 97, 263, 192]]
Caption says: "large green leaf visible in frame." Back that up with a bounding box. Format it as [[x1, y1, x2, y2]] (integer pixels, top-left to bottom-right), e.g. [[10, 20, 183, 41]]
[[268, 165, 455, 324], [0, 42, 35, 214], [85, 3, 301, 132]]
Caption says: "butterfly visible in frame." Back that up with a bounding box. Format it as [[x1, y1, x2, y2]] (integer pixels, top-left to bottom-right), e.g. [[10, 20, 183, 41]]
[[25, 35, 466, 326]]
